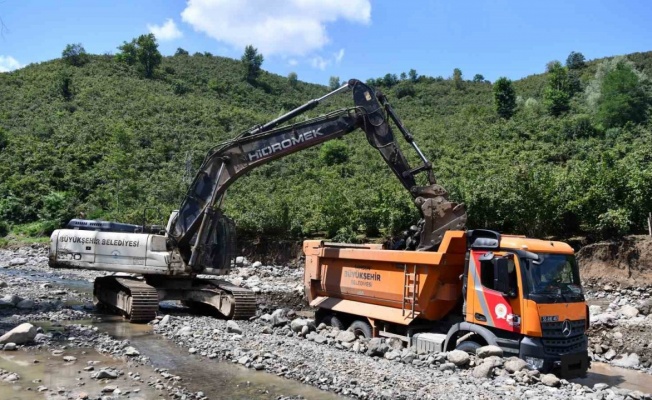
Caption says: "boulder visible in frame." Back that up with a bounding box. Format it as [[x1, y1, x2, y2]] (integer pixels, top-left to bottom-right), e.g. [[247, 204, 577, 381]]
[[0, 323, 37, 344], [312, 334, 327, 344], [3, 343, 17, 351], [158, 315, 170, 327], [604, 348, 616, 361], [504, 357, 528, 373], [384, 350, 401, 361], [9, 257, 27, 266], [16, 299, 35, 309], [124, 346, 140, 356], [592, 313, 617, 327], [367, 338, 389, 357], [290, 318, 315, 333], [446, 350, 470, 367], [226, 320, 242, 334], [589, 305, 602, 316], [270, 309, 289, 327], [252, 261, 262, 268], [541, 373, 560, 387], [336, 330, 356, 343], [175, 326, 191, 336], [476, 345, 503, 358], [482, 356, 504, 368], [93, 369, 118, 380], [618, 305, 639, 318], [472, 362, 495, 379], [613, 353, 640, 369]]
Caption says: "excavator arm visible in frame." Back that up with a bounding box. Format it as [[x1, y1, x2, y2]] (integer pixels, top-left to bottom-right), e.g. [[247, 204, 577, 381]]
[[169, 79, 466, 272]]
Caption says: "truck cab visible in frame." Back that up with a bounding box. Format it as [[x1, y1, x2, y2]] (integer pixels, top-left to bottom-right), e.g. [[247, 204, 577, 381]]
[[460, 230, 588, 376]]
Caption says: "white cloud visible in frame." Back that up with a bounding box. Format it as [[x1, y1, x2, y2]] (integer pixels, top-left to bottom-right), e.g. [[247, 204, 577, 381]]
[[288, 59, 298, 66], [310, 56, 329, 70], [0, 55, 22, 73], [181, 0, 370, 56], [334, 48, 344, 64], [147, 19, 183, 41]]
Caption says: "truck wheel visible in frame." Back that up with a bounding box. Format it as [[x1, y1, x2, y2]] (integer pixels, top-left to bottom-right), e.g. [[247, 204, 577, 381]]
[[350, 320, 372, 339], [323, 314, 345, 330], [456, 340, 481, 354]]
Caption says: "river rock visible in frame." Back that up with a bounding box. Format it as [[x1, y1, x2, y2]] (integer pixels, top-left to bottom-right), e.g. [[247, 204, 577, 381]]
[[93, 369, 118, 379], [0, 323, 37, 344], [16, 299, 35, 309], [124, 346, 140, 356], [3, 372, 19, 382], [472, 362, 495, 378], [446, 350, 470, 367], [3, 343, 17, 351], [226, 320, 242, 334], [604, 348, 617, 360], [385, 350, 401, 361], [504, 357, 528, 373], [290, 318, 314, 333], [158, 315, 170, 327], [252, 261, 262, 268], [336, 330, 356, 343], [175, 326, 191, 336], [476, 345, 503, 358], [481, 356, 504, 368], [618, 305, 639, 318], [312, 334, 327, 344], [270, 309, 289, 327], [367, 338, 389, 357], [63, 356, 77, 362], [589, 305, 602, 316], [9, 257, 27, 266], [541, 373, 560, 387], [613, 353, 640, 368]]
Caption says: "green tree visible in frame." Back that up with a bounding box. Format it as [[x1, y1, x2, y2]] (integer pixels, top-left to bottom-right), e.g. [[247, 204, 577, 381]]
[[400, 72, 407, 80], [116, 34, 162, 78], [473, 74, 485, 83], [566, 51, 586, 70], [55, 69, 74, 100], [174, 47, 189, 56], [543, 61, 572, 116], [329, 76, 340, 90], [382, 73, 398, 87], [596, 61, 650, 128], [287, 72, 298, 87], [241, 45, 264, 82], [408, 69, 418, 82], [453, 68, 463, 89], [62, 43, 89, 67], [493, 77, 516, 119]]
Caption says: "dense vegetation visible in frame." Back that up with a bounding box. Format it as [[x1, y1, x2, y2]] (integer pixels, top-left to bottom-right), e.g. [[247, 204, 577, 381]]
[[1, 39, 651, 244]]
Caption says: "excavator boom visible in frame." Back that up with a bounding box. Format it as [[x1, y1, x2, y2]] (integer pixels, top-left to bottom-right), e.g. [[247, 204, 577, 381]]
[[170, 79, 467, 271]]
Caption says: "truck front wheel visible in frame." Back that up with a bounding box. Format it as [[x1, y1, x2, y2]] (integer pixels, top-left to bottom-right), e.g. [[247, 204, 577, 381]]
[[323, 314, 345, 330], [350, 320, 372, 339], [456, 340, 481, 354]]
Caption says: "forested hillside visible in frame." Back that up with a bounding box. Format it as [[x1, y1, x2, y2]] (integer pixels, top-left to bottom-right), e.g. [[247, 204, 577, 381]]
[[1, 41, 651, 244]]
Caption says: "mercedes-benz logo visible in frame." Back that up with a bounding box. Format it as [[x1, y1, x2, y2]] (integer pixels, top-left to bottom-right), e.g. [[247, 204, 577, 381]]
[[561, 319, 572, 337]]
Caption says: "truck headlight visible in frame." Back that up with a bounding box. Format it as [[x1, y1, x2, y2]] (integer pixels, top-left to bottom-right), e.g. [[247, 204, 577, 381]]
[[525, 356, 544, 370]]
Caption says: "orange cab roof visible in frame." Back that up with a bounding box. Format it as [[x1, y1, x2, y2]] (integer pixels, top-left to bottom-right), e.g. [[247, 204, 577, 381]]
[[499, 235, 573, 254]]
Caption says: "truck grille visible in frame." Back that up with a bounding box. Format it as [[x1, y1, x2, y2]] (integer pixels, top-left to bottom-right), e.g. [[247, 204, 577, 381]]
[[541, 319, 586, 355]]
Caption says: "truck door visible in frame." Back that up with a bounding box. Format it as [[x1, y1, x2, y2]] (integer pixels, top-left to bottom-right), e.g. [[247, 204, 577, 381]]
[[467, 250, 522, 333]]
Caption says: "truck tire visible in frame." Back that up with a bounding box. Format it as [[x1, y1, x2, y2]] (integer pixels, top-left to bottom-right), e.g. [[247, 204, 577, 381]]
[[350, 320, 372, 339], [323, 314, 345, 330], [456, 340, 481, 354]]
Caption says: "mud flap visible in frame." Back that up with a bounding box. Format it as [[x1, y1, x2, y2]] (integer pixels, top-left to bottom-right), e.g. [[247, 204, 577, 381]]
[[560, 352, 589, 378]]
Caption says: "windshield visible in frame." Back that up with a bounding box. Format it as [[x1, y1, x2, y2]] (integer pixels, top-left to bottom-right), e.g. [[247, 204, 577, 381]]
[[522, 253, 583, 298]]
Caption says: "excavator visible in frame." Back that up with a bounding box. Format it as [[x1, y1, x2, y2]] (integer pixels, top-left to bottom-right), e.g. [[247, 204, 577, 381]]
[[49, 79, 467, 322]]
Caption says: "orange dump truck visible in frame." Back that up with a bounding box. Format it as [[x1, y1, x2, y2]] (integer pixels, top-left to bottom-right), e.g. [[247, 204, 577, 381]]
[[304, 229, 589, 377]]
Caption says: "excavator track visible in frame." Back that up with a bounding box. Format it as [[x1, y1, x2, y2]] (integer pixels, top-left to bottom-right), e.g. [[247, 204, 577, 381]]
[[210, 280, 257, 320], [94, 276, 159, 323]]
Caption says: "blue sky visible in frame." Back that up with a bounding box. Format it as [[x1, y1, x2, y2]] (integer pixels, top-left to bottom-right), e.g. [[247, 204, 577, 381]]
[[1, 0, 651, 85]]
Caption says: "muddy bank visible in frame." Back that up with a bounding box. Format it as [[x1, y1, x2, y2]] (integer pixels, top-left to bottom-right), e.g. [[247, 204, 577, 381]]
[[578, 235, 652, 285]]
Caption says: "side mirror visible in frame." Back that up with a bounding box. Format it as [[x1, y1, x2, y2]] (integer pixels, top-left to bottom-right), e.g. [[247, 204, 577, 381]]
[[493, 258, 511, 296]]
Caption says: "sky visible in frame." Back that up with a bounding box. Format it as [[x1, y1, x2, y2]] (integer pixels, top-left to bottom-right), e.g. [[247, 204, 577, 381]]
[[1, 0, 651, 85]]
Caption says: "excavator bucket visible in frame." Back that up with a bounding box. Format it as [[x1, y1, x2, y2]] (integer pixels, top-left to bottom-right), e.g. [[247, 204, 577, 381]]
[[416, 190, 467, 251]]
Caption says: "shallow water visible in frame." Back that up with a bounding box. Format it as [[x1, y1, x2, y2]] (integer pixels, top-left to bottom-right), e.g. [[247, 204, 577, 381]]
[[0, 346, 160, 400], [94, 316, 344, 400], [572, 362, 652, 393]]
